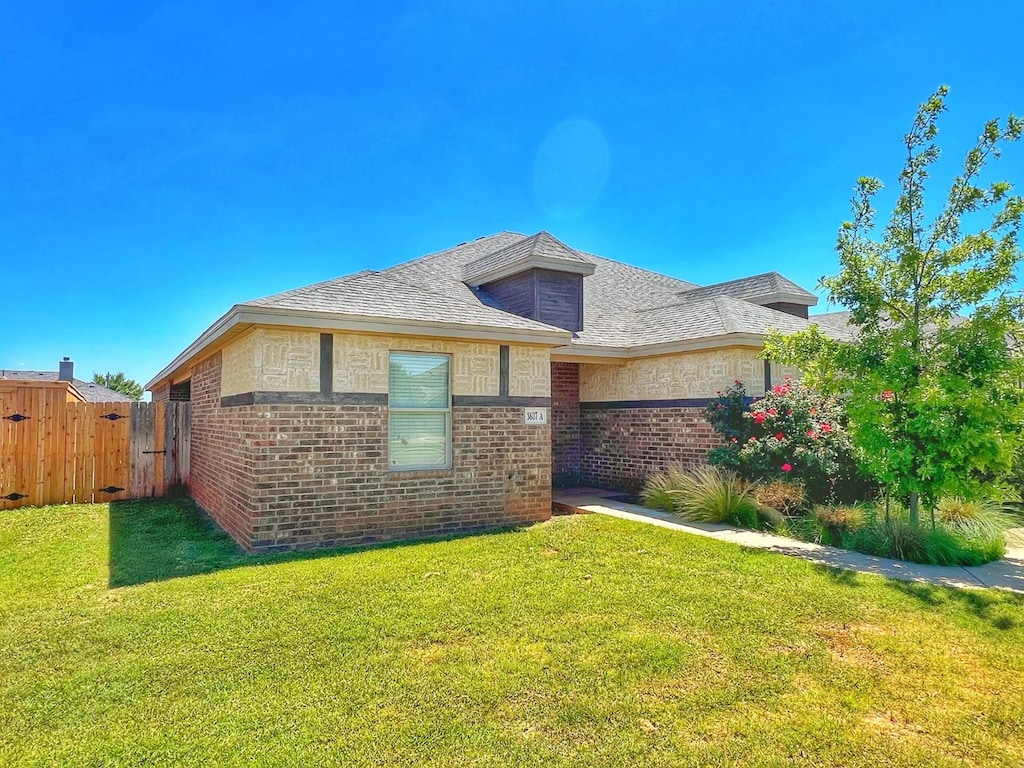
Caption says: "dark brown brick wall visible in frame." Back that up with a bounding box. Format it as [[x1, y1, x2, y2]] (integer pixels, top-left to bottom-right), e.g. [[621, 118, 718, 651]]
[[187, 351, 551, 552], [579, 406, 721, 492], [551, 362, 581, 486]]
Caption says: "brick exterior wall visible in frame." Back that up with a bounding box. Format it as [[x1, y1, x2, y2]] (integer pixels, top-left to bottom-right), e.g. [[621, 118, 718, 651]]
[[579, 406, 721, 493], [188, 351, 551, 552], [551, 362, 581, 486], [151, 383, 170, 402], [190, 354, 260, 549]]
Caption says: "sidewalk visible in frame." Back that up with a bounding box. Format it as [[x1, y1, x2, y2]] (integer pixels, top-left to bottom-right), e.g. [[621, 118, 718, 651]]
[[553, 489, 1024, 594]]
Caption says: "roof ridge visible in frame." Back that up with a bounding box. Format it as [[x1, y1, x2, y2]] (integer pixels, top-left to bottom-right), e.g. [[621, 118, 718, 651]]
[[382, 231, 527, 276], [462, 231, 593, 283], [578, 252, 698, 290]]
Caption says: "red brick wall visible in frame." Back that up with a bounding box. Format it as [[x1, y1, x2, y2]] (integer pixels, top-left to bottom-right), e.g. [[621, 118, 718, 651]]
[[579, 406, 721, 492], [151, 383, 170, 402], [550, 362, 580, 486], [187, 352, 552, 552]]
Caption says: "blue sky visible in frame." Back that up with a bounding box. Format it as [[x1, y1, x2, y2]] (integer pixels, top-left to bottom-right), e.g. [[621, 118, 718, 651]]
[[3, 1, 1022, 388]]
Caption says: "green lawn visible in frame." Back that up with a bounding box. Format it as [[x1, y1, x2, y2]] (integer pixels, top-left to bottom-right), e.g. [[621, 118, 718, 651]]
[[2, 500, 1023, 767]]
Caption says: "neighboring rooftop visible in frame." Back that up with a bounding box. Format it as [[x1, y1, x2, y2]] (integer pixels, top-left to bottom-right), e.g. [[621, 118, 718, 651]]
[[0, 365, 133, 403]]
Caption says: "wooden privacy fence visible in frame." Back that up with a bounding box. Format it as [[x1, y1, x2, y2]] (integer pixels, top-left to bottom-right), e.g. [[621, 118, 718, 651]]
[[0, 390, 190, 510]]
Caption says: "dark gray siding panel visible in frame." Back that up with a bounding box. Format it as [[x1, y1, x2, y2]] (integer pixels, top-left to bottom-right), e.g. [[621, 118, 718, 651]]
[[763, 302, 809, 319], [536, 269, 583, 332], [481, 268, 584, 332], [481, 271, 536, 317]]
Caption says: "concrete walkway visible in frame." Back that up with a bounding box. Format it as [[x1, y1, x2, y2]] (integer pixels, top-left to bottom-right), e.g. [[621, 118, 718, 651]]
[[553, 489, 1024, 594]]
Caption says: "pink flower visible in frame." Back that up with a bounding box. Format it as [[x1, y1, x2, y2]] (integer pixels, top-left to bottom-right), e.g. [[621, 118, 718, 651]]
[[774, 432, 785, 441], [809, 408, 818, 415], [734, 379, 742, 385], [753, 412, 766, 425], [781, 463, 792, 473], [766, 409, 777, 416], [773, 384, 790, 395], [820, 423, 832, 433], [730, 437, 737, 443], [748, 437, 757, 443], [806, 429, 816, 438], [881, 390, 895, 402]]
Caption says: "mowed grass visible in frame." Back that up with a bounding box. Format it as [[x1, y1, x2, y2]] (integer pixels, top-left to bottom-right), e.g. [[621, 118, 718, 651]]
[[1, 500, 1023, 767]]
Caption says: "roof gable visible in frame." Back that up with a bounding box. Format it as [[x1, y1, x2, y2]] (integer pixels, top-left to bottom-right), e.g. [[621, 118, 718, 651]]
[[462, 231, 595, 286], [675, 272, 818, 306]]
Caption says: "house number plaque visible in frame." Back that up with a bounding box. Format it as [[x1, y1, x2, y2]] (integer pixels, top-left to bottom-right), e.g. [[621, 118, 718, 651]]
[[524, 407, 548, 425]]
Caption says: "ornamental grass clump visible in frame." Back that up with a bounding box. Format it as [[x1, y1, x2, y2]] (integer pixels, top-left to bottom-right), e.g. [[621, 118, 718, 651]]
[[641, 466, 765, 529], [755, 480, 807, 518], [836, 499, 1015, 566], [640, 464, 690, 512], [812, 504, 867, 546]]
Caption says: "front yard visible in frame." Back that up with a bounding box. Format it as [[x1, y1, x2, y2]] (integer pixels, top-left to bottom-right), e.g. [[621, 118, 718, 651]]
[[2, 499, 1023, 766]]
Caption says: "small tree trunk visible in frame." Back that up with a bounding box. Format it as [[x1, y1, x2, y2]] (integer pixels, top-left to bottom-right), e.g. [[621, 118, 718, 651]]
[[909, 492, 920, 527]]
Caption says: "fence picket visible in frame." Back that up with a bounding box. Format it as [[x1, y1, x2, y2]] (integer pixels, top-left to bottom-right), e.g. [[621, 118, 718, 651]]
[[0, 399, 190, 509]]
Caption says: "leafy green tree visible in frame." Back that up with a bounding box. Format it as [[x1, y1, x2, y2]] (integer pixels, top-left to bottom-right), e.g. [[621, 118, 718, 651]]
[[93, 371, 144, 401], [765, 86, 1024, 525]]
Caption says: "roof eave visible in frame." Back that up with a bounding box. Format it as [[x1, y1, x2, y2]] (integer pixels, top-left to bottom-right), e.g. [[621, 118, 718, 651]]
[[552, 332, 771, 361], [464, 256, 596, 287], [146, 305, 572, 391], [750, 292, 819, 307]]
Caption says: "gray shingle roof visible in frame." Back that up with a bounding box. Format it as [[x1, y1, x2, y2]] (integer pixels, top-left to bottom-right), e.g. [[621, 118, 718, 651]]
[[243, 234, 568, 335], [241, 231, 844, 351], [0, 371, 133, 402], [462, 231, 593, 284], [675, 272, 817, 305]]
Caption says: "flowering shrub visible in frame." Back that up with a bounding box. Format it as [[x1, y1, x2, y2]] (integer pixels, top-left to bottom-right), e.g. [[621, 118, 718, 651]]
[[705, 378, 872, 503]]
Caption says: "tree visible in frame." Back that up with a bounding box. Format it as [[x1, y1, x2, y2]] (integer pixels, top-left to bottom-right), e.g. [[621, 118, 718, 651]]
[[93, 372, 144, 401], [765, 86, 1024, 525]]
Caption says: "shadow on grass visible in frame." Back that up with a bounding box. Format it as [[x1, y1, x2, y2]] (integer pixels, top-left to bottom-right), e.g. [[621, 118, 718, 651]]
[[741, 545, 1023, 630], [108, 497, 525, 588], [883, 578, 1023, 630]]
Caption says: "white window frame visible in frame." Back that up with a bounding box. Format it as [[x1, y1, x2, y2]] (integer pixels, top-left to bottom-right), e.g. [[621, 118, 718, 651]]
[[387, 351, 452, 471]]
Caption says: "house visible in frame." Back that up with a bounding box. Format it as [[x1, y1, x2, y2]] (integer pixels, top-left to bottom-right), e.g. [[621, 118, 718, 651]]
[[1, 357, 133, 403], [146, 231, 850, 552]]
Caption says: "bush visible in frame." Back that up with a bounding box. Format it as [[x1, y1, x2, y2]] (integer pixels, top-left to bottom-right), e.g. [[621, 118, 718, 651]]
[[705, 378, 873, 504], [641, 465, 765, 529]]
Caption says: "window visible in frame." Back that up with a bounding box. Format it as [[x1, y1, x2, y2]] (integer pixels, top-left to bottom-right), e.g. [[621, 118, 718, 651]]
[[388, 352, 451, 470]]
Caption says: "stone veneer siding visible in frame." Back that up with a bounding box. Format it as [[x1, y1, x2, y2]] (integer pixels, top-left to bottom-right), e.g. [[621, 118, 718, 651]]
[[579, 405, 722, 493], [188, 350, 551, 552], [551, 362, 581, 486]]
